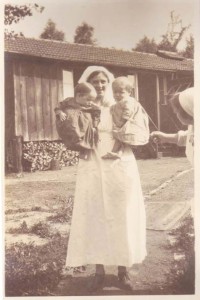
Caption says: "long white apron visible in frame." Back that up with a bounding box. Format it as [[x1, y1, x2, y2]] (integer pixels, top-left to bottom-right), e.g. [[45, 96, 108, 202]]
[[66, 107, 147, 267]]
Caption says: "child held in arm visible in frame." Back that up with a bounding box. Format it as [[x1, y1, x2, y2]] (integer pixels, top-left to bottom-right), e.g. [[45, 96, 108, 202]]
[[102, 76, 149, 159], [55, 82, 101, 159]]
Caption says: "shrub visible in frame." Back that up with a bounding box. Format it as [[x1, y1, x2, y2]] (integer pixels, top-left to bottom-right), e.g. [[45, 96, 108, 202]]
[[8, 221, 61, 239], [5, 235, 68, 296], [47, 196, 73, 224], [167, 216, 195, 294]]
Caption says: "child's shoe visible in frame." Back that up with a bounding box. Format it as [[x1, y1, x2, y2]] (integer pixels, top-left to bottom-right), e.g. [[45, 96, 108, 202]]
[[79, 149, 90, 160], [102, 152, 122, 160]]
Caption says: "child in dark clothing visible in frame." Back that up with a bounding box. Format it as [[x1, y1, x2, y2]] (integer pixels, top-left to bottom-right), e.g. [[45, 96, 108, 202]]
[[55, 82, 101, 159]]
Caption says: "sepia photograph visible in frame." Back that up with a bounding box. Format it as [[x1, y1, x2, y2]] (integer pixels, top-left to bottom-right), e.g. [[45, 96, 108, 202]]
[[2, 0, 200, 299]]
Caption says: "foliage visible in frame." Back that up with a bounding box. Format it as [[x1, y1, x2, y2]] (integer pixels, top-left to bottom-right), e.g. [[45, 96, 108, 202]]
[[47, 197, 73, 224], [181, 35, 194, 59], [5, 208, 27, 215], [7, 220, 60, 238], [74, 22, 97, 45], [133, 11, 191, 55], [23, 141, 79, 172], [5, 235, 67, 296], [4, 3, 44, 38], [158, 34, 176, 52], [5, 196, 76, 296], [4, 30, 24, 39], [133, 35, 158, 53], [167, 216, 195, 294], [4, 3, 44, 25], [40, 19, 65, 41]]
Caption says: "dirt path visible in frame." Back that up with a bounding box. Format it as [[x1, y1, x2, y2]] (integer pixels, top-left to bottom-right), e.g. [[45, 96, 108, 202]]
[[54, 169, 193, 296]]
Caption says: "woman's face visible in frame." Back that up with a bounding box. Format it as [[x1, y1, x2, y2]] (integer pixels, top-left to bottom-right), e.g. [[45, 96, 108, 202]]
[[89, 73, 109, 99]]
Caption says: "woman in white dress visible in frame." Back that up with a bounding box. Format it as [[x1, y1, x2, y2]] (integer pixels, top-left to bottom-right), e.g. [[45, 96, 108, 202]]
[[65, 66, 147, 291]]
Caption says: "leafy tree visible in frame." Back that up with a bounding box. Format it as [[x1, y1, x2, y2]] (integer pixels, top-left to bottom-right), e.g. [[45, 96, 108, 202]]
[[182, 35, 194, 58], [39, 19, 65, 41], [157, 34, 176, 52], [4, 4, 44, 25], [158, 12, 190, 52], [133, 11, 191, 55], [133, 36, 157, 53], [4, 3, 44, 38], [74, 22, 97, 45]]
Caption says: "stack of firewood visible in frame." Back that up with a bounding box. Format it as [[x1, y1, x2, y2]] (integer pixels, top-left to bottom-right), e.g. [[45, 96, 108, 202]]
[[23, 141, 79, 172]]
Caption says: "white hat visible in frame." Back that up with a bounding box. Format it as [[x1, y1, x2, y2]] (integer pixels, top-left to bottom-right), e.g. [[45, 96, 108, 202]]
[[78, 66, 114, 83], [179, 87, 194, 117], [78, 66, 115, 106]]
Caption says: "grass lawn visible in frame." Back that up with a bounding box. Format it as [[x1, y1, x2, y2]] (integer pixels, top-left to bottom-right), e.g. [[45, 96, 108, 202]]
[[4, 156, 194, 296]]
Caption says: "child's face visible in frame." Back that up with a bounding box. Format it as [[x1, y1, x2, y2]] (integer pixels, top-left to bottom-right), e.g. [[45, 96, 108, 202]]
[[76, 91, 96, 106], [112, 84, 130, 102]]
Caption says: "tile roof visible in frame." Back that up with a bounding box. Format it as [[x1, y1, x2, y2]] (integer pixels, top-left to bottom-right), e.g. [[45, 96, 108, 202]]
[[4, 37, 193, 72]]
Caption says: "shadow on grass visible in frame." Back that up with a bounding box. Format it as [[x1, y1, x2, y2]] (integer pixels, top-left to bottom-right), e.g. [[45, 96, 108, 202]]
[[55, 274, 179, 296]]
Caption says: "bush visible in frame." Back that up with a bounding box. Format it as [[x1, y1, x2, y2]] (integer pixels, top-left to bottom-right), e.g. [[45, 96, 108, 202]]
[[8, 221, 61, 239], [5, 235, 68, 296], [23, 141, 79, 171], [167, 216, 195, 294], [47, 196, 73, 224]]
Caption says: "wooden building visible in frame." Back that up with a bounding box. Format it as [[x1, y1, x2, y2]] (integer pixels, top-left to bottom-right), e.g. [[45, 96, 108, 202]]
[[4, 37, 193, 170]]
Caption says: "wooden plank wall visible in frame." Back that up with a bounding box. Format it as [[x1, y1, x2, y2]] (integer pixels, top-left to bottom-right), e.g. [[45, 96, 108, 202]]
[[5, 60, 15, 148], [13, 60, 63, 141]]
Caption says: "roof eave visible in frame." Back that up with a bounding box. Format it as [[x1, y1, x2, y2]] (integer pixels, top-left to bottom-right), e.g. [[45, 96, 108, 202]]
[[4, 51, 193, 74]]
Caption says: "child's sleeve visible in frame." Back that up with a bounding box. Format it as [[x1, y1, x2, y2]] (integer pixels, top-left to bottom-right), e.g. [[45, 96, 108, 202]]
[[121, 99, 135, 120], [91, 108, 101, 128], [54, 98, 69, 114]]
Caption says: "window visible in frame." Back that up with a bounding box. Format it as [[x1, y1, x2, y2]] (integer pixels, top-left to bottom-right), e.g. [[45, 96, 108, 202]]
[[63, 70, 74, 98], [127, 74, 138, 100], [160, 76, 168, 105]]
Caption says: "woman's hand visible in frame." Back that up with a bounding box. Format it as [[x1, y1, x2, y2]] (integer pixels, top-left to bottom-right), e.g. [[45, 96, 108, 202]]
[[89, 102, 100, 109], [150, 131, 179, 144], [150, 131, 166, 143]]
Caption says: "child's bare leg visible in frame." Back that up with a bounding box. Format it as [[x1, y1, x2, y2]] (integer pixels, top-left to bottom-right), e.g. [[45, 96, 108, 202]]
[[79, 148, 89, 160], [112, 139, 123, 153]]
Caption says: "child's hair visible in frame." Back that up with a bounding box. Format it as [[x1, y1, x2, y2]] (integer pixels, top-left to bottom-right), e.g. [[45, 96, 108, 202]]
[[74, 82, 96, 96], [112, 77, 133, 93], [170, 94, 193, 122]]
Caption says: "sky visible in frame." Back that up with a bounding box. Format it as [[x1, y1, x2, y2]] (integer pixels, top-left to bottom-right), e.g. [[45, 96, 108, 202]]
[[3, 0, 197, 51]]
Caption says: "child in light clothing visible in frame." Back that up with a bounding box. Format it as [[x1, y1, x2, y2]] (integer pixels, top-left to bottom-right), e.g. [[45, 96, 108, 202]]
[[55, 82, 101, 159], [103, 76, 149, 159]]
